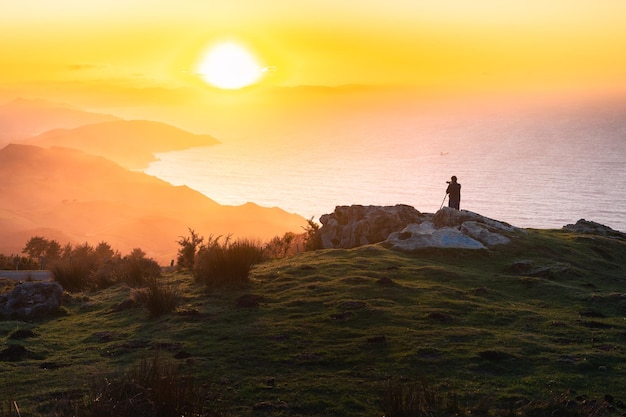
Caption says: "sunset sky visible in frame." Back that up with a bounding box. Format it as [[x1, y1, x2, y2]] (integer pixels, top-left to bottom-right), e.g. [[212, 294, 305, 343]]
[[3, 0, 626, 100]]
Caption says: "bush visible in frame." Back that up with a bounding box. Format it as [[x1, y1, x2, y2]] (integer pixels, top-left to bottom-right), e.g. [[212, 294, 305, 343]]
[[120, 255, 161, 287], [32, 351, 224, 417], [303, 217, 323, 251], [0, 254, 38, 270], [176, 228, 204, 270], [50, 244, 161, 292], [98, 352, 222, 417], [379, 377, 460, 417], [265, 232, 296, 258], [193, 236, 265, 287], [131, 276, 179, 318], [51, 261, 92, 292]]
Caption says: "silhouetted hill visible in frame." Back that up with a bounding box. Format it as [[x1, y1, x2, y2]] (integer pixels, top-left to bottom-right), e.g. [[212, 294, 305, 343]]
[[0, 98, 119, 144], [0, 144, 305, 263], [23, 119, 220, 170]]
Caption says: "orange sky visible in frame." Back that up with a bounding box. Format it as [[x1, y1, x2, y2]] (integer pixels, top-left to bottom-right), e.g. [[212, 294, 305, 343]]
[[3, 0, 626, 100]]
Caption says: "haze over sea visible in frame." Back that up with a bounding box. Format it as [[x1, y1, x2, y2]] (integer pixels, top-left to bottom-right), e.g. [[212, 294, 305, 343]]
[[146, 96, 626, 233]]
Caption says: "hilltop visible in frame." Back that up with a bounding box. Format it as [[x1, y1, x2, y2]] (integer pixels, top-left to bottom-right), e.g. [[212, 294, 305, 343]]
[[0, 144, 305, 263], [0, 222, 625, 416]]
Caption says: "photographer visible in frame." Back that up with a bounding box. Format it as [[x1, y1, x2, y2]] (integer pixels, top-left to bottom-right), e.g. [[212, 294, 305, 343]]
[[446, 176, 461, 210]]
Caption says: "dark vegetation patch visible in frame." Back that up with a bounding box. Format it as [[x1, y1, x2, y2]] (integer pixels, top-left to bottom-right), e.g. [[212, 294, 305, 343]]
[[90, 330, 125, 343], [577, 320, 613, 329], [579, 309, 607, 318], [330, 311, 353, 320], [427, 311, 455, 323], [366, 335, 386, 344], [376, 277, 396, 286], [236, 293, 264, 308], [8, 329, 36, 339], [0, 344, 42, 361], [39, 361, 67, 370], [479, 350, 516, 361]]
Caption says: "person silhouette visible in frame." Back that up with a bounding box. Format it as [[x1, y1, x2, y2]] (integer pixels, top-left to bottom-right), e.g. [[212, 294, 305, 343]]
[[446, 176, 461, 210]]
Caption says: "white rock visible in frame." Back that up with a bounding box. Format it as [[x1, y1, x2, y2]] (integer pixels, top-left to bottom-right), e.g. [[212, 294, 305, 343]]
[[384, 222, 486, 251], [461, 221, 511, 246]]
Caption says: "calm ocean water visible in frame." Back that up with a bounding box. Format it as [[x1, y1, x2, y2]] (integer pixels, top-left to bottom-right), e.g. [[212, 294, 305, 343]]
[[145, 99, 626, 232]]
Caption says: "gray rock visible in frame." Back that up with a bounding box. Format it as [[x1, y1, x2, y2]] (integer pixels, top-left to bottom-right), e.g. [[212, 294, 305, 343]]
[[0, 281, 63, 319], [461, 221, 511, 246], [384, 222, 486, 251], [317, 205, 518, 252], [433, 207, 518, 232], [319, 204, 425, 249], [563, 219, 626, 238]]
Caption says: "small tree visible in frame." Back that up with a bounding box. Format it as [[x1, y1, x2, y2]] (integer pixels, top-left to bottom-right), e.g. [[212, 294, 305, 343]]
[[95, 241, 116, 261], [302, 217, 323, 251], [61, 243, 73, 261], [45, 240, 62, 264], [176, 228, 203, 269], [22, 236, 50, 260], [265, 232, 296, 258]]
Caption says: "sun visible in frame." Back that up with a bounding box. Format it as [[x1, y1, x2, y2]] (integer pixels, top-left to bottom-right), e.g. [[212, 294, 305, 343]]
[[197, 41, 262, 90]]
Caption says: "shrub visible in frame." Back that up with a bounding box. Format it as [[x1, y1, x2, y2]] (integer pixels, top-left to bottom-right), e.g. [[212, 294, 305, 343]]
[[379, 377, 460, 417], [193, 236, 265, 287], [302, 217, 323, 251], [51, 260, 91, 292], [131, 276, 179, 318], [265, 232, 296, 258], [36, 351, 224, 417], [50, 244, 160, 292], [120, 255, 161, 287], [0, 254, 38, 271], [176, 228, 204, 270]]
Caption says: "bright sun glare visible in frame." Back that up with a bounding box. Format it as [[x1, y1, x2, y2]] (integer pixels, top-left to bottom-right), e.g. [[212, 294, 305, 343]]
[[197, 42, 262, 89]]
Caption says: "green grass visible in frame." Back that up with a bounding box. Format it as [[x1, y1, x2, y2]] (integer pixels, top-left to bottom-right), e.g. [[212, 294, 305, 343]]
[[1, 228, 625, 416]]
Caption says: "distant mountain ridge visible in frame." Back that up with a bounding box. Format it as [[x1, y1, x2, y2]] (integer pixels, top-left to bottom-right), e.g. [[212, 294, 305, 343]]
[[0, 144, 305, 263], [0, 98, 119, 144], [23, 119, 220, 170]]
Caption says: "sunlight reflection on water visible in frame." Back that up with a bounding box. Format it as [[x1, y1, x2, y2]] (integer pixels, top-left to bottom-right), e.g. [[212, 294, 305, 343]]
[[146, 105, 626, 232]]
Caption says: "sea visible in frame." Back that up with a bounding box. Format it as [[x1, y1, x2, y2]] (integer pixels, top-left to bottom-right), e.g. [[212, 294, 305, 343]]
[[145, 96, 626, 232]]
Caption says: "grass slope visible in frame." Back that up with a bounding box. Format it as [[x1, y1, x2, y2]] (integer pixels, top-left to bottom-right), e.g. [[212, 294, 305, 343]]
[[1, 228, 625, 416]]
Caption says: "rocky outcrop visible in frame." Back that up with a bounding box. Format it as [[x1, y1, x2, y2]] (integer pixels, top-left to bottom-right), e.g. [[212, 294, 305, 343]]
[[319, 204, 426, 249], [386, 208, 518, 251], [432, 208, 517, 232], [563, 219, 626, 239], [0, 281, 63, 319], [318, 205, 520, 252]]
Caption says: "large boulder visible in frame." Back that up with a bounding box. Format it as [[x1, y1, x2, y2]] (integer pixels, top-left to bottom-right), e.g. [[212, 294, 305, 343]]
[[460, 221, 512, 246], [385, 209, 517, 252], [384, 222, 486, 251], [319, 204, 426, 248], [432, 208, 517, 232], [0, 281, 63, 319]]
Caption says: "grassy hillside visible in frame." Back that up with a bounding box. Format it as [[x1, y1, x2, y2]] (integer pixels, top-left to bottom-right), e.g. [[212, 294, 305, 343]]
[[1, 227, 625, 416]]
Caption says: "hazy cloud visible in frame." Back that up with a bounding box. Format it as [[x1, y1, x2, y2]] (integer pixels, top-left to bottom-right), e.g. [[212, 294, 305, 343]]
[[67, 63, 108, 71]]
